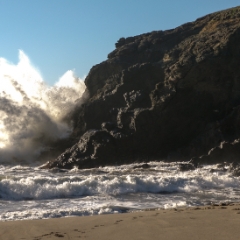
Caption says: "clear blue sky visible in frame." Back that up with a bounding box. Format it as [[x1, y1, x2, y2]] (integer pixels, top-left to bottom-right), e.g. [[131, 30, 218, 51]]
[[0, 0, 239, 85]]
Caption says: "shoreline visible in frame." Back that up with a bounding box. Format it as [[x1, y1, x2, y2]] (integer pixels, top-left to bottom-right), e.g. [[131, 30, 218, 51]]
[[1, 203, 240, 239]]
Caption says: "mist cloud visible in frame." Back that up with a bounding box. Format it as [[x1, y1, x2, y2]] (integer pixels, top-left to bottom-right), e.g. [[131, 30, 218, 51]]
[[0, 50, 86, 165]]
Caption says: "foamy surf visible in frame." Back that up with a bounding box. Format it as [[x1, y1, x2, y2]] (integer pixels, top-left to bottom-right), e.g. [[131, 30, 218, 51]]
[[0, 161, 240, 221]]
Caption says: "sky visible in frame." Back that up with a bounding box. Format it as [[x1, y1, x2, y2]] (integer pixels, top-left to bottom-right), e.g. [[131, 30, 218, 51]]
[[0, 0, 239, 85]]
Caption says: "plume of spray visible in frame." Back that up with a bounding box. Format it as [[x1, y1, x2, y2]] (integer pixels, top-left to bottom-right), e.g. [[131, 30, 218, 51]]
[[0, 50, 86, 165]]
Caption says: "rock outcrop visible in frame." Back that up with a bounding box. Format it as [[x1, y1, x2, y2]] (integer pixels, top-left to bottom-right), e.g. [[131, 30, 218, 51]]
[[45, 6, 240, 169]]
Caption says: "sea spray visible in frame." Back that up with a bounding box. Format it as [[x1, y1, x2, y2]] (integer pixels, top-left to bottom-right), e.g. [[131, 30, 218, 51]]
[[0, 50, 86, 164]]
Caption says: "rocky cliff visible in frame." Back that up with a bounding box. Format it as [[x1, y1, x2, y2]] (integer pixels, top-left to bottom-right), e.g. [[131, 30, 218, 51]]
[[45, 6, 240, 169]]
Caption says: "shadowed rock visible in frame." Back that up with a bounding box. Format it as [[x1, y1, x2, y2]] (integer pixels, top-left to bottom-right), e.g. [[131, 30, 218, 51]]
[[45, 6, 240, 169]]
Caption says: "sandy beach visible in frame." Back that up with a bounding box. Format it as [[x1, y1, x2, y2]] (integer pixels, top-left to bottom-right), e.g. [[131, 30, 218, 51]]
[[1, 203, 240, 240]]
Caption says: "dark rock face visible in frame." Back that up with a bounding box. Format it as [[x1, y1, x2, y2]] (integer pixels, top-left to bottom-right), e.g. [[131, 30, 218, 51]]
[[45, 7, 240, 169], [178, 162, 196, 172]]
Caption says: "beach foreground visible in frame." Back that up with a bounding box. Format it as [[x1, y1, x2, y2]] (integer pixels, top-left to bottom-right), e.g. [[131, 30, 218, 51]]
[[1, 203, 240, 240]]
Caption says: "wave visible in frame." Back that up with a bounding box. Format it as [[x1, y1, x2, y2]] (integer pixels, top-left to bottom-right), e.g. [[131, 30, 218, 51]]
[[1, 162, 240, 221], [0, 50, 86, 164], [0, 162, 239, 201]]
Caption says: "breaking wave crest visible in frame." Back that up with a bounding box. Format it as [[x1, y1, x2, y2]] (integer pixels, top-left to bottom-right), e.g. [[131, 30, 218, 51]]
[[0, 50, 86, 164], [1, 162, 240, 221]]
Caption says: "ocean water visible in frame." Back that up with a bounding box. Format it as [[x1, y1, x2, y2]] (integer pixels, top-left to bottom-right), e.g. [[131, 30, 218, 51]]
[[1, 51, 240, 221], [0, 162, 240, 221]]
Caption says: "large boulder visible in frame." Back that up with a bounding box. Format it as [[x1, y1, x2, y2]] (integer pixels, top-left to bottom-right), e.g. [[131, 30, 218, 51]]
[[45, 6, 240, 169]]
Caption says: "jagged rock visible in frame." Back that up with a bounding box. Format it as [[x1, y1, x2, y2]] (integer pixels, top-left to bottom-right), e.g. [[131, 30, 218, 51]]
[[228, 162, 240, 171], [46, 6, 240, 169], [178, 162, 196, 171], [196, 139, 240, 164], [44, 130, 117, 169], [101, 122, 116, 132], [231, 168, 240, 177], [133, 163, 151, 169], [227, 162, 240, 176]]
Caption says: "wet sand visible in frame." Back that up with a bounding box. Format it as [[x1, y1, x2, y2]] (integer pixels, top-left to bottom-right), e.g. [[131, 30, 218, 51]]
[[1, 203, 240, 240]]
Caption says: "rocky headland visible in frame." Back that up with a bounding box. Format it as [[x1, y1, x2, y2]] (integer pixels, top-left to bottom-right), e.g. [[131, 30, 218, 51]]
[[45, 6, 240, 169]]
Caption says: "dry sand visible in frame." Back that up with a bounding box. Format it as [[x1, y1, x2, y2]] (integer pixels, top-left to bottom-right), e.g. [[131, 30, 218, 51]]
[[1, 203, 240, 240]]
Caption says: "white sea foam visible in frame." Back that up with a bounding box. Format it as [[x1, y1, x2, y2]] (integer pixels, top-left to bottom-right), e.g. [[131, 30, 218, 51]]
[[0, 162, 240, 221], [0, 165, 238, 201], [0, 50, 86, 164]]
